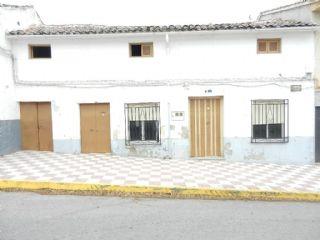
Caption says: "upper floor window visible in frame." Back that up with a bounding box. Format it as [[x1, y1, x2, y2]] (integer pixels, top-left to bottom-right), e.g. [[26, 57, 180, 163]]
[[29, 45, 51, 59], [251, 99, 288, 143], [129, 43, 153, 57], [257, 39, 281, 54]]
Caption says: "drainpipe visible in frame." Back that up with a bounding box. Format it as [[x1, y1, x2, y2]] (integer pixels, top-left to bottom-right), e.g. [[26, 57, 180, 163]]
[[165, 33, 172, 159], [167, 101, 172, 159], [165, 33, 170, 55]]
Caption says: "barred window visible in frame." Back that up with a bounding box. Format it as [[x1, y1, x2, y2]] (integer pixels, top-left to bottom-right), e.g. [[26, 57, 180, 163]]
[[125, 103, 160, 145], [251, 100, 288, 143]]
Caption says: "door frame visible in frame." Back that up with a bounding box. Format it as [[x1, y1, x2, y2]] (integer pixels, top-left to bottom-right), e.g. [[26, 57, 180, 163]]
[[188, 96, 224, 158]]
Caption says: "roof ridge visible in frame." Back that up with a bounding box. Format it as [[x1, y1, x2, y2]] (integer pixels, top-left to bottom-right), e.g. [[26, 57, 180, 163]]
[[26, 18, 312, 27]]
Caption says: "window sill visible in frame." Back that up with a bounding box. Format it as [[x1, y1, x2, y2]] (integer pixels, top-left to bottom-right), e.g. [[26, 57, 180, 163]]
[[257, 52, 281, 54], [251, 138, 289, 143], [126, 140, 161, 146]]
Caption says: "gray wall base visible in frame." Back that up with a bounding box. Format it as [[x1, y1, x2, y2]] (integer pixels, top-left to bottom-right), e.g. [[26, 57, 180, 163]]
[[0, 120, 21, 155], [53, 139, 81, 154], [52, 137, 314, 165]]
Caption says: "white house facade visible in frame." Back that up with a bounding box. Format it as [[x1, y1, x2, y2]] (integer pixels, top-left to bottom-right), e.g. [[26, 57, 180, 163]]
[[2, 19, 317, 165], [258, 0, 320, 162], [0, 3, 41, 154]]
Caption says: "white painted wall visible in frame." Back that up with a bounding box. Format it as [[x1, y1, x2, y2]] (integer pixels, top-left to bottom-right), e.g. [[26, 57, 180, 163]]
[[0, 5, 41, 120], [10, 30, 315, 82], [15, 81, 315, 140], [258, 1, 320, 104], [14, 78, 314, 164]]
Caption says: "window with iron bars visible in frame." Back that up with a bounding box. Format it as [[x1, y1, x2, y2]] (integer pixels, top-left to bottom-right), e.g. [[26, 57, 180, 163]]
[[251, 99, 289, 143], [125, 103, 160, 145]]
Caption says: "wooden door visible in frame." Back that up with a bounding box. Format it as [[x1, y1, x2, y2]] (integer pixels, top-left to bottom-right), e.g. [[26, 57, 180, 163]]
[[20, 103, 39, 150], [189, 97, 222, 157], [80, 103, 111, 153], [37, 103, 53, 151], [20, 102, 53, 151], [95, 104, 111, 153]]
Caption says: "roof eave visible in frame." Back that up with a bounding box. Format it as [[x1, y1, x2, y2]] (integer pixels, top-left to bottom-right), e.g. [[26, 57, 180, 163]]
[[6, 26, 319, 40]]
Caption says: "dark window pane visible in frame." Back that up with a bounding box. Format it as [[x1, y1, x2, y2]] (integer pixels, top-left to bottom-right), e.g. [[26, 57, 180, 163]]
[[129, 121, 142, 141], [253, 124, 267, 139], [144, 120, 158, 141], [131, 44, 141, 56], [268, 124, 282, 139], [31, 46, 51, 58]]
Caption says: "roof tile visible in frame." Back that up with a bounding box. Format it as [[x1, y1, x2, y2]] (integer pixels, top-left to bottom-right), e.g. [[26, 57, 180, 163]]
[[8, 19, 317, 36]]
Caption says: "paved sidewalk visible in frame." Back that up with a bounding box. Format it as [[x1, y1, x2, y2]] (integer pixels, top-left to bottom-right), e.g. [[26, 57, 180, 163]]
[[0, 151, 320, 194]]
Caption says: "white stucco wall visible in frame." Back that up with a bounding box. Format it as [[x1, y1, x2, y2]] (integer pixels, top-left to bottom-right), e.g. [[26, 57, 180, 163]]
[[8, 29, 316, 163], [15, 82, 315, 139], [14, 80, 314, 164], [258, 1, 320, 106], [10, 30, 314, 82], [0, 5, 41, 120]]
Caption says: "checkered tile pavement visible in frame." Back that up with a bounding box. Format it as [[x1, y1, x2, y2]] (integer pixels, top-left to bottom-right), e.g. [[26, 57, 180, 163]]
[[0, 151, 320, 193]]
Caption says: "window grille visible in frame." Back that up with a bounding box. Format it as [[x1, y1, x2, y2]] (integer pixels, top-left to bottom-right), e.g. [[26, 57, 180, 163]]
[[125, 103, 160, 145], [251, 99, 289, 143]]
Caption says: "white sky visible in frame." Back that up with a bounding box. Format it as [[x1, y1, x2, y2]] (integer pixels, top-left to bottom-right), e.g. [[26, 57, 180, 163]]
[[6, 0, 297, 25]]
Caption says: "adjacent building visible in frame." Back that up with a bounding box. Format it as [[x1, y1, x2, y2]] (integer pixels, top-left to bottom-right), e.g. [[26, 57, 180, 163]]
[[0, 3, 41, 154], [259, 0, 320, 162], [0, 2, 319, 164]]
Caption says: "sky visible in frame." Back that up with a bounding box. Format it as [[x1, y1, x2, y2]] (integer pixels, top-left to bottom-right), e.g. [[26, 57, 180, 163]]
[[6, 0, 298, 25]]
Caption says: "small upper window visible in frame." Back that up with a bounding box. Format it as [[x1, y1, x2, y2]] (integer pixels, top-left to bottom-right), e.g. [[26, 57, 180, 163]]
[[257, 39, 281, 54], [29, 45, 51, 59], [130, 43, 153, 57]]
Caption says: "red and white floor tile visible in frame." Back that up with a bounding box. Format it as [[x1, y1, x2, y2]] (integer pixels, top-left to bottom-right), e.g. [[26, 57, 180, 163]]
[[0, 151, 320, 193]]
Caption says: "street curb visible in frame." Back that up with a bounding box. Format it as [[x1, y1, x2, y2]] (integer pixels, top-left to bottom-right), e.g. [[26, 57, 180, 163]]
[[0, 180, 320, 202]]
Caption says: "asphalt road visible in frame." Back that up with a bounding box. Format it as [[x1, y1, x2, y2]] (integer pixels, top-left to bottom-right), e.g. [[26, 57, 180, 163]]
[[0, 192, 319, 240]]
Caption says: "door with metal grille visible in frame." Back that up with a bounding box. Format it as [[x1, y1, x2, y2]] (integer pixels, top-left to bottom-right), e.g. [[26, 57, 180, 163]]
[[189, 97, 222, 157]]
